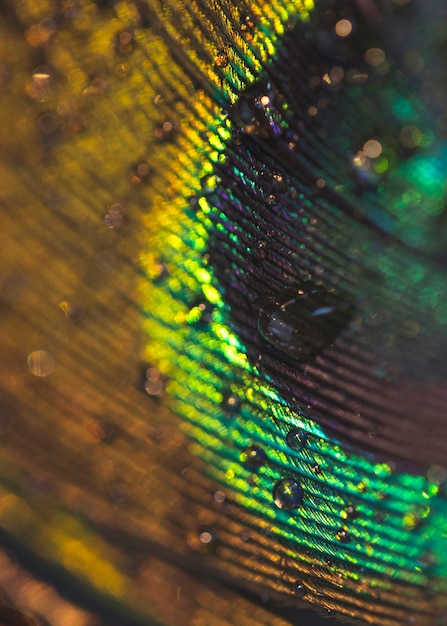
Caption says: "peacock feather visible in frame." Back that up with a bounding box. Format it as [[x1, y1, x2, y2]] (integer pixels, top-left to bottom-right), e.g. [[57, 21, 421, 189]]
[[0, 0, 447, 624]]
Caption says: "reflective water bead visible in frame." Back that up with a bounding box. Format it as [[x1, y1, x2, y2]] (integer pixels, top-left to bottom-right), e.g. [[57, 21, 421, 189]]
[[342, 504, 358, 520], [241, 445, 267, 469], [272, 478, 303, 510], [286, 428, 308, 450], [186, 299, 214, 325], [252, 240, 268, 260], [336, 528, 351, 543], [215, 50, 229, 68], [221, 392, 241, 414], [258, 284, 354, 360], [293, 582, 307, 598], [235, 81, 283, 139]]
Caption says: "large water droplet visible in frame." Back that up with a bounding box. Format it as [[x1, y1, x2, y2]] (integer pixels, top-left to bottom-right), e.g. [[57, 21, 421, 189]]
[[272, 478, 303, 510], [258, 284, 353, 360]]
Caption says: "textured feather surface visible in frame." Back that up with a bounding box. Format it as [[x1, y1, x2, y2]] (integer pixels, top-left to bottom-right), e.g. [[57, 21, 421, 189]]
[[0, 1, 447, 625]]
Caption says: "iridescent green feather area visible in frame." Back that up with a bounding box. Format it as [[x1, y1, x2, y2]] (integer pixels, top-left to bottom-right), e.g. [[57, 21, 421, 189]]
[[141, 1, 447, 624]]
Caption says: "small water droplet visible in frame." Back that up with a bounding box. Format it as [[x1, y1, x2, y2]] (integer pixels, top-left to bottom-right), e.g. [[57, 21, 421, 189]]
[[104, 202, 126, 229], [221, 392, 241, 414], [235, 82, 283, 139], [59, 299, 85, 323], [336, 528, 351, 543], [312, 463, 322, 474], [215, 50, 228, 68], [252, 240, 268, 260], [341, 504, 358, 520], [427, 465, 447, 486], [272, 478, 303, 510], [241, 445, 267, 470], [130, 161, 150, 184], [240, 14, 255, 38], [94, 418, 115, 443], [28, 350, 55, 377], [293, 582, 307, 598], [154, 119, 177, 143], [214, 490, 225, 503], [144, 366, 166, 397], [286, 428, 308, 450], [187, 527, 218, 553], [115, 30, 135, 56], [258, 284, 353, 360], [186, 299, 214, 325]]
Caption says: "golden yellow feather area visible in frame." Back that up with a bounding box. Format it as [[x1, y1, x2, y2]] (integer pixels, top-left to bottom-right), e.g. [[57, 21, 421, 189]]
[[0, 1, 321, 625]]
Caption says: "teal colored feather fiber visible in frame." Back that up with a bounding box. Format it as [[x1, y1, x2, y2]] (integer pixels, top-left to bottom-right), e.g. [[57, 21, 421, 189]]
[[142, 0, 447, 624]]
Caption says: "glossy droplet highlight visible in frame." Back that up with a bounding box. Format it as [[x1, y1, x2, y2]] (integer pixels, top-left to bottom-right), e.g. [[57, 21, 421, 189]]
[[273, 478, 303, 510], [286, 428, 308, 450], [293, 582, 307, 598], [187, 527, 218, 554], [241, 445, 267, 470], [214, 50, 228, 68], [341, 504, 358, 520], [252, 240, 268, 260], [235, 82, 283, 139], [186, 299, 214, 325], [336, 528, 351, 544], [221, 392, 241, 414], [258, 284, 354, 360]]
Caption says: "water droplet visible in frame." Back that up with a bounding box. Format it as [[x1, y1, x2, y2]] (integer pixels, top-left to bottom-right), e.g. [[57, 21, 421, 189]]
[[27, 350, 55, 377], [187, 527, 218, 553], [293, 582, 307, 598], [235, 82, 283, 139], [336, 528, 351, 543], [272, 478, 303, 510], [221, 392, 241, 414], [252, 240, 268, 260], [286, 428, 308, 450], [215, 50, 228, 68], [115, 30, 135, 56], [341, 504, 358, 520], [152, 259, 169, 283], [154, 120, 177, 143], [258, 284, 353, 360], [241, 445, 267, 470], [130, 161, 150, 184], [214, 490, 225, 503], [93, 418, 115, 443], [186, 299, 214, 325], [240, 14, 255, 38], [312, 463, 322, 474], [59, 299, 85, 323], [104, 202, 126, 229], [144, 366, 166, 397], [427, 465, 447, 486]]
